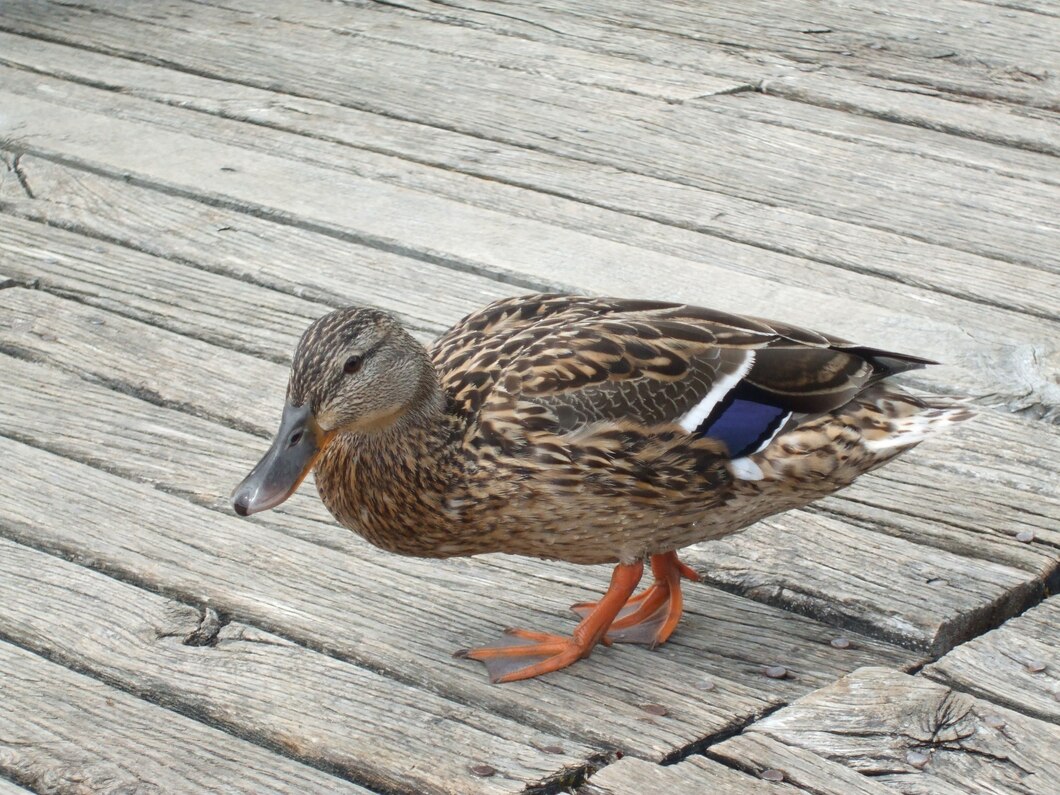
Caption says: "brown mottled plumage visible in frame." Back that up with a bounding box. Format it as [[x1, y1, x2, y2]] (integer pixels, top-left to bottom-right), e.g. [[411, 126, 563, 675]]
[[232, 294, 974, 682]]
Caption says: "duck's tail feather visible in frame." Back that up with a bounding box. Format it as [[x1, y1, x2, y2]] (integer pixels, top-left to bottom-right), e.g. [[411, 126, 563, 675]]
[[859, 391, 976, 453]]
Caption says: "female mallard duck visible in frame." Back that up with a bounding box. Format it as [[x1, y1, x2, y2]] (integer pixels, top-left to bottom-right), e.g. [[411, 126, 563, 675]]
[[232, 294, 972, 682]]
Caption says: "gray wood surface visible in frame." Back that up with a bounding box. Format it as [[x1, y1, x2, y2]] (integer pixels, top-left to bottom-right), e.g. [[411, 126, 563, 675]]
[[744, 666, 1060, 794], [360, 0, 1060, 109], [2, 24, 1057, 315], [0, 283, 1046, 656], [212, 0, 1060, 177], [0, 0, 1056, 789], [0, 538, 595, 795], [707, 733, 896, 794], [580, 755, 793, 794], [1, 79, 1056, 418], [923, 597, 1060, 724], [3, 32, 1055, 325], [0, 641, 373, 795], [0, 353, 925, 758], [0, 40, 1055, 333]]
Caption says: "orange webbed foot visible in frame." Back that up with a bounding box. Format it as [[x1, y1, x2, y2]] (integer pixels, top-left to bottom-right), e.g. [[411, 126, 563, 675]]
[[454, 629, 595, 683], [455, 561, 644, 683], [571, 551, 698, 647]]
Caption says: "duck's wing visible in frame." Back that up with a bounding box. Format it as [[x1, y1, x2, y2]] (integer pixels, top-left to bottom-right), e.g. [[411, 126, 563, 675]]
[[453, 296, 933, 458]]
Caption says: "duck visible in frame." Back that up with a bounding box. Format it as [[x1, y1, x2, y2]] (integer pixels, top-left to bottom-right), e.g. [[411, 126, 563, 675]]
[[231, 294, 973, 683]]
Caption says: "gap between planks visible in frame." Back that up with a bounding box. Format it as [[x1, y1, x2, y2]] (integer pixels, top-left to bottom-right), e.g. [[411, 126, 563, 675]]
[[0, 285, 1050, 658], [2, 160, 1059, 537], [1, 2, 1058, 276], [0, 537, 599, 795], [0, 639, 377, 795], [0, 123, 1055, 417], [1, 34, 1056, 329]]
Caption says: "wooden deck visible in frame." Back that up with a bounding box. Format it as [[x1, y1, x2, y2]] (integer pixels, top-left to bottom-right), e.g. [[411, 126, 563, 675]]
[[0, 1, 1057, 792]]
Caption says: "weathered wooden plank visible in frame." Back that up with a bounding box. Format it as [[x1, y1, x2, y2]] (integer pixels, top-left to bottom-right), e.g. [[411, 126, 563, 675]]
[[197, 0, 749, 103], [923, 597, 1060, 723], [0, 642, 374, 795], [321, 0, 1060, 117], [168, 0, 1060, 185], [0, 353, 346, 545], [187, 0, 1060, 172], [0, 213, 337, 362], [0, 430, 918, 761], [0, 335, 926, 740], [0, 159, 509, 342], [759, 70, 1060, 157], [0, 286, 1050, 653], [697, 90, 1059, 185], [744, 666, 1060, 794], [0, 42, 1055, 326], [1, 85, 1055, 417], [400, 0, 1060, 109], [580, 755, 793, 794], [814, 464, 1060, 571], [2, 3, 1058, 274], [683, 513, 1042, 655], [707, 733, 897, 794], [0, 538, 596, 795], [0, 350, 927, 682]]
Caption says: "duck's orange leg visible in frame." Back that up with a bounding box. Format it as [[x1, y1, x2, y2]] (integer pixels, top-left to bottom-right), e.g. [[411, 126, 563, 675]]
[[571, 551, 699, 647], [455, 561, 644, 683]]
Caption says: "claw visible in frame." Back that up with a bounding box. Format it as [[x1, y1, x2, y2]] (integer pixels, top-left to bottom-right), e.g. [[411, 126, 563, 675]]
[[455, 561, 644, 682]]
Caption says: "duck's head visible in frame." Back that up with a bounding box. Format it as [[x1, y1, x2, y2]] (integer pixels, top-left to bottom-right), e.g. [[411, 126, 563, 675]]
[[230, 306, 435, 516]]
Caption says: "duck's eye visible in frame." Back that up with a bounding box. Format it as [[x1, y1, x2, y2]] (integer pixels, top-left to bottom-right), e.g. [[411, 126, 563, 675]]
[[343, 355, 364, 375]]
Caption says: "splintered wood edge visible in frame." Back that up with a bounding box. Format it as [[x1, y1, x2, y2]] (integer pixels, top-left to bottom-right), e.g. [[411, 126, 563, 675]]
[[580, 755, 793, 794], [741, 666, 1060, 788], [0, 538, 599, 795], [922, 597, 1060, 724]]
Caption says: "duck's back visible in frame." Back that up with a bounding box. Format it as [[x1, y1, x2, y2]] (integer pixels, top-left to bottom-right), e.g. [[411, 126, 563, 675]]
[[427, 295, 973, 563]]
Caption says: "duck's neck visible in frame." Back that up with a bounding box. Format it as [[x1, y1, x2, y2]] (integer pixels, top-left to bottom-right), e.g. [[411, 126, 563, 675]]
[[313, 374, 467, 557]]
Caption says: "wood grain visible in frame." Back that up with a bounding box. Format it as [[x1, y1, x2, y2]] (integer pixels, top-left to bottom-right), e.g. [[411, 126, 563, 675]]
[[580, 755, 792, 794], [0, 641, 374, 795], [0, 157, 510, 343], [745, 666, 1060, 794], [1, 286, 1048, 652], [0, 84, 1055, 416], [683, 514, 1042, 655], [176, 0, 1060, 184], [0, 45, 1054, 326], [759, 70, 1060, 157], [2, 2, 1058, 273], [375, 0, 1060, 109], [923, 597, 1060, 724], [707, 733, 897, 794], [0, 213, 336, 362], [0, 538, 596, 795]]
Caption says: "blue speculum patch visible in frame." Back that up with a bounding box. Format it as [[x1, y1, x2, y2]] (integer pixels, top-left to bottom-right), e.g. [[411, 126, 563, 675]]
[[696, 395, 788, 458]]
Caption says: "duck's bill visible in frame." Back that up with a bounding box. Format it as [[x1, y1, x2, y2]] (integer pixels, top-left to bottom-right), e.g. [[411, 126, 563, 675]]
[[231, 402, 326, 516]]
